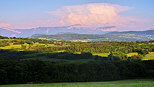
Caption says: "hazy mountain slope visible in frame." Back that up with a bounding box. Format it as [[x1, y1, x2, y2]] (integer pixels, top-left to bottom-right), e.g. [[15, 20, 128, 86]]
[[0, 28, 17, 37], [107, 30, 154, 35], [15, 27, 106, 37], [32, 34, 106, 41], [32, 30, 154, 42], [106, 30, 154, 41], [1, 25, 118, 37], [0, 26, 154, 42]]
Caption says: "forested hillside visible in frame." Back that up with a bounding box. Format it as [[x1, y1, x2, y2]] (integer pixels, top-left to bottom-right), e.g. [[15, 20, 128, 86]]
[[0, 36, 154, 60], [0, 36, 154, 84]]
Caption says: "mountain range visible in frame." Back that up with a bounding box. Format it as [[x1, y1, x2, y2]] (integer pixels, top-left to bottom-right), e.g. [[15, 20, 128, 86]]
[[32, 30, 154, 42], [0, 25, 154, 41], [0, 24, 110, 37]]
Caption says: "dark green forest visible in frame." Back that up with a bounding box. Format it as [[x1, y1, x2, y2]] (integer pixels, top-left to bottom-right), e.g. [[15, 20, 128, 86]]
[[0, 60, 154, 84]]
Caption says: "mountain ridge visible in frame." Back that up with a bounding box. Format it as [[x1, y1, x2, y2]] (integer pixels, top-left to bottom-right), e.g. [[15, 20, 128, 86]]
[[0, 25, 110, 37], [32, 30, 154, 42], [0, 27, 154, 41]]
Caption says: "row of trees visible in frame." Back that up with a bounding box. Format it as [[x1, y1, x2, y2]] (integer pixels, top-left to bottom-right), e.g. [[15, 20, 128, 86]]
[[0, 49, 149, 61], [0, 60, 153, 84], [0, 49, 146, 61], [32, 41, 154, 55]]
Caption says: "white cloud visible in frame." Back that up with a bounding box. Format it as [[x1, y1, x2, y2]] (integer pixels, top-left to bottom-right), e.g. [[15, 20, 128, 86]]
[[48, 3, 130, 31], [0, 23, 11, 28]]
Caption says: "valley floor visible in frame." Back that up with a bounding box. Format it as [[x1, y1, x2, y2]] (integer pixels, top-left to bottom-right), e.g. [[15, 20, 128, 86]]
[[1, 79, 154, 87]]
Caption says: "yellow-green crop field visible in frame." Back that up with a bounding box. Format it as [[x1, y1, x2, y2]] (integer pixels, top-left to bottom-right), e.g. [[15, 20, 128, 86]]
[[0, 43, 59, 50], [93, 53, 110, 57], [126, 52, 139, 57], [0, 45, 21, 49], [74, 52, 110, 57], [93, 52, 139, 57], [142, 52, 154, 60]]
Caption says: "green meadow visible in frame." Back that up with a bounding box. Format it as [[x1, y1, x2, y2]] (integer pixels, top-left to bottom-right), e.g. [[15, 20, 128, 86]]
[[1, 79, 154, 87]]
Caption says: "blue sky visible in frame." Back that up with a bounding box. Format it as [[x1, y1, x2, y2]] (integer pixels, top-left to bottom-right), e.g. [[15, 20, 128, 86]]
[[0, 0, 154, 31]]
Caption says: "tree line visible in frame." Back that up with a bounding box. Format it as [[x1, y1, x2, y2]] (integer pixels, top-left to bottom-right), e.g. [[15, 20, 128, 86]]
[[0, 60, 153, 84]]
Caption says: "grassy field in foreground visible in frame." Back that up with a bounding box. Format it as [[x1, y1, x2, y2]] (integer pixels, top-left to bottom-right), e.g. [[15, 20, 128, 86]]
[[1, 79, 154, 87]]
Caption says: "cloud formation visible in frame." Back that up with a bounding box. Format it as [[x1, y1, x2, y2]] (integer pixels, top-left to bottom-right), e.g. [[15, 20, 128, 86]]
[[49, 3, 130, 31], [0, 23, 11, 28]]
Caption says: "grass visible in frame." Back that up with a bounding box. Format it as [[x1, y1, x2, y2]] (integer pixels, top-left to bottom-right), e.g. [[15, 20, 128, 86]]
[[142, 52, 154, 60], [0, 79, 154, 87], [55, 50, 66, 52], [74, 52, 81, 54], [0, 45, 21, 49], [0, 43, 59, 50], [74, 52, 110, 57], [93, 52, 139, 57], [73, 52, 110, 57], [126, 52, 138, 57], [93, 53, 110, 57], [46, 44, 58, 47]]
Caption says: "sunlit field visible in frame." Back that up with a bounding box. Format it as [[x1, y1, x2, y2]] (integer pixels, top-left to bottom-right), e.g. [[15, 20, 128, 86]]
[[1, 79, 154, 87], [0, 44, 21, 49], [93, 53, 110, 57], [142, 52, 154, 60], [126, 52, 139, 57], [0, 42, 60, 51]]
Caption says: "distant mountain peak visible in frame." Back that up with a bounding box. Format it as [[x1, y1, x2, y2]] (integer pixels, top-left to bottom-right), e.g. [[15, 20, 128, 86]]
[[57, 32, 79, 35], [1, 28, 21, 33]]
